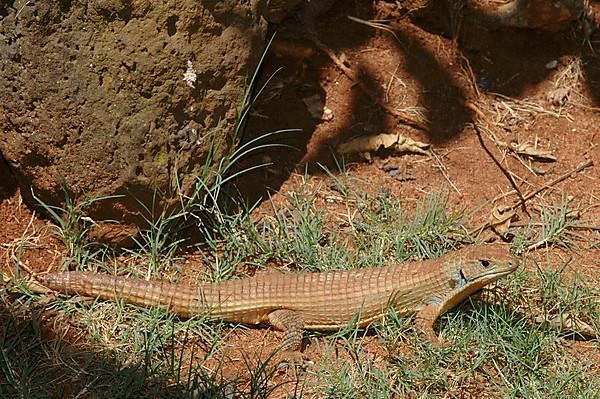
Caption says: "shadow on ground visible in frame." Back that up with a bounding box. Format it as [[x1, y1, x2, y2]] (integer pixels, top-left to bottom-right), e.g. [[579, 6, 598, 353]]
[[0, 297, 286, 398], [0, 155, 17, 202]]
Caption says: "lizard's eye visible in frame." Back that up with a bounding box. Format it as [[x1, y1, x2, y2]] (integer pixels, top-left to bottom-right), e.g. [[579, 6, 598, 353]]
[[480, 259, 490, 268]]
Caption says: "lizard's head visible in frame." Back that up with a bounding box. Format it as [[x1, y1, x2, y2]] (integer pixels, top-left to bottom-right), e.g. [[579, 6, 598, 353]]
[[440, 244, 517, 313], [450, 244, 518, 290]]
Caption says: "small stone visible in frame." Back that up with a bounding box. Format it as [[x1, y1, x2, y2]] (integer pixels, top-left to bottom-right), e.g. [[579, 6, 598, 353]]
[[381, 163, 398, 172], [478, 75, 491, 89]]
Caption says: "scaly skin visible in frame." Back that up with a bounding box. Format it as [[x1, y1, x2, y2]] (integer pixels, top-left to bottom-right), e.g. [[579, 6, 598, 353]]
[[45, 244, 516, 350]]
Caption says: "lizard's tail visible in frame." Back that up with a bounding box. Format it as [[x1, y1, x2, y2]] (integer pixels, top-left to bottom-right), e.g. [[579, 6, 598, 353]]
[[45, 272, 204, 317]]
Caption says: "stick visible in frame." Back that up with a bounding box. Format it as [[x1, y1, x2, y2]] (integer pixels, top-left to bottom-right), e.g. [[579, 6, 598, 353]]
[[466, 102, 529, 213], [469, 159, 594, 236], [430, 150, 461, 195], [475, 123, 529, 212], [519, 159, 593, 204]]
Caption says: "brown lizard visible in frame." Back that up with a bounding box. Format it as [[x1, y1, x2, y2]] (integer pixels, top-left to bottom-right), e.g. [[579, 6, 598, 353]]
[[44, 244, 516, 351]]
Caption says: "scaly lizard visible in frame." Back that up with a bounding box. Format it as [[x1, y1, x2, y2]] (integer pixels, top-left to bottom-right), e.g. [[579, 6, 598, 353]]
[[44, 244, 516, 351]]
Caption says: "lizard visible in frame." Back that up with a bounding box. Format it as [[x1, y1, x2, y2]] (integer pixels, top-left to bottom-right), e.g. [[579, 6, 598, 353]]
[[44, 243, 516, 352]]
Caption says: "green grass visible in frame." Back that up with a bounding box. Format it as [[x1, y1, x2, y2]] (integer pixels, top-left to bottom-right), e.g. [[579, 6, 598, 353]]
[[519, 195, 591, 252], [309, 334, 396, 398], [3, 169, 599, 397], [31, 185, 123, 268], [311, 267, 599, 398]]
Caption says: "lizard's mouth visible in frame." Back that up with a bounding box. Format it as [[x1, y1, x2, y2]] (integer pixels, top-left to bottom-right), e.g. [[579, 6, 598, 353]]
[[480, 260, 518, 283], [458, 269, 467, 286]]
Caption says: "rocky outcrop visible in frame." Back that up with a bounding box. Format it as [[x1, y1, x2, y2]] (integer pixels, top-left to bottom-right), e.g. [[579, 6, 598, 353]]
[[0, 0, 268, 242], [471, 0, 593, 30]]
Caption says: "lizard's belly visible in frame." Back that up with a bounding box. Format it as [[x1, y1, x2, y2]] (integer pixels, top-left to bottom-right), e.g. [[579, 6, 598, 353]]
[[293, 295, 423, 330]]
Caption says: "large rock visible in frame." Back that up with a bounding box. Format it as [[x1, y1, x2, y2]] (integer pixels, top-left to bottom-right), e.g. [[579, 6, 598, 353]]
[[405, 1, 594, 32], [0, 0, 267, 242], [472, 0, 593, 30]]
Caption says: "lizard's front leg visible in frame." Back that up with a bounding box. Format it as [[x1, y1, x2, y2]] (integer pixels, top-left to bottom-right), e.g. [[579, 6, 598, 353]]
[[414, 302, 447, 346]]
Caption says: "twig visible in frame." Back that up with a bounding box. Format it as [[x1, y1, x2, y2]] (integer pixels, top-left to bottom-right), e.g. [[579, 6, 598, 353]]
[[458, 54, 481, 100], [467, 101, 529, 213], [518, 159, 593, 204], [510, 222, 600, 231], [525, 238, 556, 252], [469, 159, 594, 236], [476, 126, 526, 208], [16, 1, 32, 18], [385, 63, 402, 103], [430, 150, 461, 195]]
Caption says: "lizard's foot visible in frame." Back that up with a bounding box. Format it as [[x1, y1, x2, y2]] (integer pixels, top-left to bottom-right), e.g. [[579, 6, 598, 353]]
[[275, 350, 313, 380], [426, 335, 451, 348], [276, 350, 311, 369]]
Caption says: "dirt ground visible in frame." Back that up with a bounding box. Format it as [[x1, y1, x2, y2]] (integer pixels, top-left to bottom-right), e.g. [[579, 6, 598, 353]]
[[1, 1, 599, 396]]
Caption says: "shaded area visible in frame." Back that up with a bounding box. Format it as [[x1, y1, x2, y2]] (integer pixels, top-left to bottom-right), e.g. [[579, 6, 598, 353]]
[[385, 21, 472, 143], [411, 1, 598, 99], [0, 295, 287, 398], [0, 154, 17, 201], [235, 1, 379, 203]]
